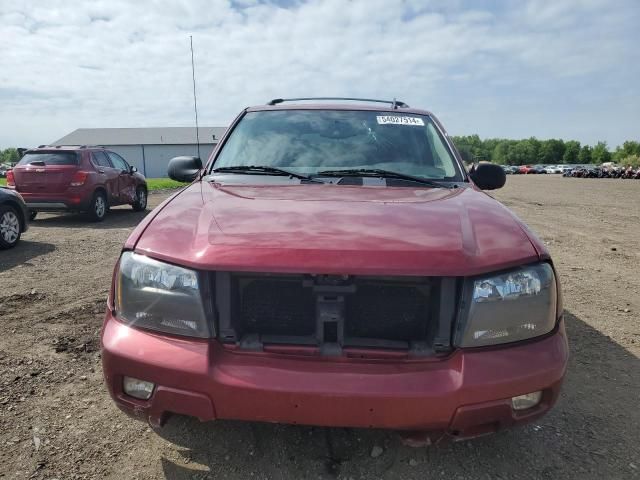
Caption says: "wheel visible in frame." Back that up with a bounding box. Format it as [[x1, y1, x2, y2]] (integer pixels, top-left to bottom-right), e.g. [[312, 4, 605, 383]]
[[0, 205, 22, 249], [29, 211, 37, 221], [87, 191, 108, 222], [132, 186, 147, 212]]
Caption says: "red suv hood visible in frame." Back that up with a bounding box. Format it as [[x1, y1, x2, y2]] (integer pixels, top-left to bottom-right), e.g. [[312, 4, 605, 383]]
[[133, 182, 541, 276]]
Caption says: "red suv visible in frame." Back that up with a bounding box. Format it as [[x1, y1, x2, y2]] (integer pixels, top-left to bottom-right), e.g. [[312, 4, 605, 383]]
[[102, 98, 568, 442], [7, 146, 147, 221]]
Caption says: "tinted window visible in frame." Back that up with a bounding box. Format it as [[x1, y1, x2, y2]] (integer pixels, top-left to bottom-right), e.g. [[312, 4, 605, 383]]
[[213, 110, 462, 180], [92, 151, 112, 168], [18, 152, 78, 166], [107, 152, 129, 171]]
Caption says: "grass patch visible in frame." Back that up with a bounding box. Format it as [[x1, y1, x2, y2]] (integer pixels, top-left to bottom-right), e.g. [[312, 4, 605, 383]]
[[0, 178, 6, 187], [146, 178, 188, 191]]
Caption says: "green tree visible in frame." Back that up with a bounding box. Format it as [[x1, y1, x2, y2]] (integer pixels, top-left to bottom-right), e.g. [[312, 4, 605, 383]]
[[538, 139, 565, 164], [451, 136, 474, 163], [562, 140, 580, 164], [613, 141, 640, 163], [449, 135, 638, 167], [451, 134, 488, 163], [578, 145, 592, 164], [483, 138, 502, 162], [508, 138, 539, 165], [492, 140, 516, 165], [1, 148, 20, 165], [591, 141, 612, 164], [524, 137, 540, 164], [620, 154, 640, 168]]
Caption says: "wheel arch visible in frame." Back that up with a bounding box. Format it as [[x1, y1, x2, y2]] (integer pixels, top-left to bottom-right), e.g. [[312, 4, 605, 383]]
[[1, 200, 26, 231], [93, 186, 108, 202]]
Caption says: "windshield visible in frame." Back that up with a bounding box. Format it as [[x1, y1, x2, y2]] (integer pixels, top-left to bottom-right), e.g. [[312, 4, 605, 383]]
[[18, 152, 79, 166], [212, 110, 463, 181]]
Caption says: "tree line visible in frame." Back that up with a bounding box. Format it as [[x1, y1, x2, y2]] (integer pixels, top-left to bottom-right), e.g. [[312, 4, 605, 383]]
[[451, 136, 640, 168], [0, 148, 21, 165]]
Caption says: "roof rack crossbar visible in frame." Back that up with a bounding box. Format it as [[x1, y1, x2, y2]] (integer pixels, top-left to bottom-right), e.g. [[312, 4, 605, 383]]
[[267, 97, 409, 109], [50, 144, 106, 149]]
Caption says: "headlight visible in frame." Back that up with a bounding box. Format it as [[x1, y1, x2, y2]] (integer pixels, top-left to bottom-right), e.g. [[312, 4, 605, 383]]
[[115, 252, 210, 337], [456, 263, 557, 347]]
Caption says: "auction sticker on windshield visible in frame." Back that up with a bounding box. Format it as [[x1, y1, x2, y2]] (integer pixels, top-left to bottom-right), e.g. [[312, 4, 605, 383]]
[[376, 115, 425, 126]]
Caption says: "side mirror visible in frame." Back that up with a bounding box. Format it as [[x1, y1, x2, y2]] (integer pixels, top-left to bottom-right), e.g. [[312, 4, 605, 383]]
[[168, 156, 202, 182], [469, 163, 506, 190], [129, 165, 138, 174]]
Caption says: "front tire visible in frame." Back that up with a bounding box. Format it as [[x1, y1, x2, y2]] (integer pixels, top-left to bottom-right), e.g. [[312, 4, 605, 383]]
[[87, 191, 107, 222], [132, 186, 147, 212], [0, 205, 22, 249]]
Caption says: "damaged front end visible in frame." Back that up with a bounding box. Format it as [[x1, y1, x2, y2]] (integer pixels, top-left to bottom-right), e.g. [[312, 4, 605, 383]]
[[214, 272, 458, 358]]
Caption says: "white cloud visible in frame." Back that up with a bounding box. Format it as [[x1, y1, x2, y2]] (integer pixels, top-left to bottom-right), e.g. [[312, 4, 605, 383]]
[[0, 0, 638, 148]]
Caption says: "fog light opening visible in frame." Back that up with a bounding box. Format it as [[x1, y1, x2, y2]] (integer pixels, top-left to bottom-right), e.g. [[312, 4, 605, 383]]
[[123, 376, 155, 400], [511, 391, 542, 411]]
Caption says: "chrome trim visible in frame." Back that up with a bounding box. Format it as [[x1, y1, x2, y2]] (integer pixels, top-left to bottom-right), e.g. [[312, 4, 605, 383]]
[[25, 202, 69, 209]]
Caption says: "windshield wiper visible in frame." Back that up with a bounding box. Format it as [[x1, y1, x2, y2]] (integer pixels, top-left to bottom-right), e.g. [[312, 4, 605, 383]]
[[314, 168, 453, 188], [212, 165, 322, 182]]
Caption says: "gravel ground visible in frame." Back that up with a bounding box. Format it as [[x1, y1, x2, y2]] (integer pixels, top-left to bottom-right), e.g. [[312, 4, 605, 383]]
[[0, 176, 638, 479]]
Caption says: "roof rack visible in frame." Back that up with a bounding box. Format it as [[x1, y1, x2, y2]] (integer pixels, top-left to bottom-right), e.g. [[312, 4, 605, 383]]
[[267, 97, 410, 109], [52, 145, 106, 149]]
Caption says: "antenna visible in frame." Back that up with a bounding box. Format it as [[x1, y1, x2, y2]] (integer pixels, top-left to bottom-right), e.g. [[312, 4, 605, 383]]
[[190, 35, 201, 159]]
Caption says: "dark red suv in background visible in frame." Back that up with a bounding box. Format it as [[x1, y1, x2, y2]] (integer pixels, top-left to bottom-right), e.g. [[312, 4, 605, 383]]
[[7, 146, 147, 221]]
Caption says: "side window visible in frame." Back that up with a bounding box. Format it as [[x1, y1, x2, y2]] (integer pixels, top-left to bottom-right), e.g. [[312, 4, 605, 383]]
[[91, 151, 112, 168], [107, 152, 129, 171]]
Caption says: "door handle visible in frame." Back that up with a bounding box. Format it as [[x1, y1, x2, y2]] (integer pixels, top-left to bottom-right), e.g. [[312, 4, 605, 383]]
[[98, 169, 105, 174]]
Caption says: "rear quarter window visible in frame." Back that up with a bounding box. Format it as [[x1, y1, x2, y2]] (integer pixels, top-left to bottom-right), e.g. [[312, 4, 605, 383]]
[[18, 152, 79, 166], [107, 152, 130, 171], [91, 151, 113, 168]]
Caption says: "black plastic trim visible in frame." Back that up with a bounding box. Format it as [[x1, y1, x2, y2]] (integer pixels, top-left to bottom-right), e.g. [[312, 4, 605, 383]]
[[433, 277, 457, 353], [215, 272, 235, 342], [267, 97, 409, 108], [214, 272, 450, 356]]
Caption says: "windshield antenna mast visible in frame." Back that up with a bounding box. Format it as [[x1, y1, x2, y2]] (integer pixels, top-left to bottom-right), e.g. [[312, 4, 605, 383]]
[[190, 35, 201, 160]]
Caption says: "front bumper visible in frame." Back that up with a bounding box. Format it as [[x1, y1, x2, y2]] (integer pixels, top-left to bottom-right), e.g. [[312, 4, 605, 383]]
[[101, 313, 568, 439]]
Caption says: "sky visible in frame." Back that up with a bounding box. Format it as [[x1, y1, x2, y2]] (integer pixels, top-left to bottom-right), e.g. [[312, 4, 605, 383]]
[[1, 0, 639, 149]]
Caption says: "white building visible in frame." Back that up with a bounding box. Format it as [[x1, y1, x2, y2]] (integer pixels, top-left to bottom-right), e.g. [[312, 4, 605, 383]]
[[51, 127, 227, 178]]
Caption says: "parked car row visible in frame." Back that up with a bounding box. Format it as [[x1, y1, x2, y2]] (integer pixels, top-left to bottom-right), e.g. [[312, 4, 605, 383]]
[[502, 164, 571, 174], [563, 165, 640, 179], [1, 145, 147, 248]]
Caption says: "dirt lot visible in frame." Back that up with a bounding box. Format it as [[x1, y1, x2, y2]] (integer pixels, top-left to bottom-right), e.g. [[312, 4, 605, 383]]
[[1, 176, 639, 480]]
